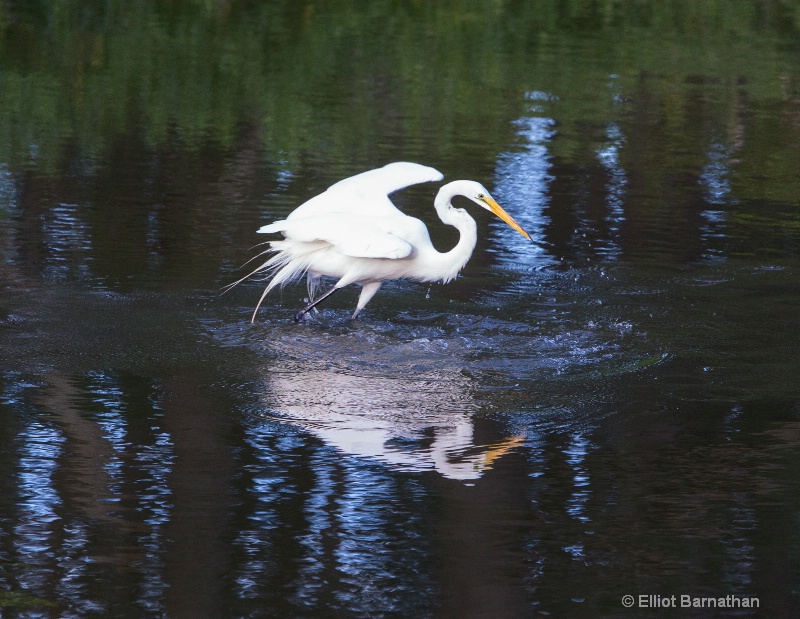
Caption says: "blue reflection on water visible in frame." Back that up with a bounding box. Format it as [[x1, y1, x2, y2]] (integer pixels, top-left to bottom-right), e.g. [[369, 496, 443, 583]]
[[86, 372, 174, 613], [699, 141, 735, 258], [564, 433, 592, 525], [494, 92, 556, 266], [88, 372, 129, 493], [2, 372, 176, 615], [700, 142, 736, 207], [41, 202, 94, 282], [235, 419, 436, 616], [0, 163, 18, 215], [14, 420, 64, 591], [102, 374, 172, 611], [595, 123, 627, 258]]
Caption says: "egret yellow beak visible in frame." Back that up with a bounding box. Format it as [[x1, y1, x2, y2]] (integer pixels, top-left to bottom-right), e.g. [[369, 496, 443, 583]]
[[482, 196, 532, 240]]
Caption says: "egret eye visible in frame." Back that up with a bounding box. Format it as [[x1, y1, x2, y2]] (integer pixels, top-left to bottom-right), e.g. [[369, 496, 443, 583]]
[[477, 193, 486, 200]]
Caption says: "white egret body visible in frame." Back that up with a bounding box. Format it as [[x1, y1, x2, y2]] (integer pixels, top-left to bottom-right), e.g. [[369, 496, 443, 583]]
[[243, 162, 531, 321]]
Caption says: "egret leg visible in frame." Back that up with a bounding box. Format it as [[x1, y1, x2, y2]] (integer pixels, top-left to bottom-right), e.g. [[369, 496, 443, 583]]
[[294, 286, 339, 322], [351, 282, 382, 320], [305, 275, 322, 312]]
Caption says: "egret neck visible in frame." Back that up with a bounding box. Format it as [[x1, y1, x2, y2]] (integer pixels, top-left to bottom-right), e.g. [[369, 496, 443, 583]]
[[427, 182, 480, 285]]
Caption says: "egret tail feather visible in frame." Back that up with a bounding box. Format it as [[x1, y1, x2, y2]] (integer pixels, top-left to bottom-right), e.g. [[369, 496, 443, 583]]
[[248, 240, 327, 322]]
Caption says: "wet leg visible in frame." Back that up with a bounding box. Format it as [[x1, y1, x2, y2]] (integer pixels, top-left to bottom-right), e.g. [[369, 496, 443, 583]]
[[294, 286, 338, 322], [351, 282, 382, 320]]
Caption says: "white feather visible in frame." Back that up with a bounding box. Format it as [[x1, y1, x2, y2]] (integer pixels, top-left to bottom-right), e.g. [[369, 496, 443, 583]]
[[258, 215, 413, 259]]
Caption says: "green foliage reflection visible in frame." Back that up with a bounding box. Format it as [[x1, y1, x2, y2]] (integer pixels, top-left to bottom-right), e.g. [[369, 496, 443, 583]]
[[0, 0, 798, 174]]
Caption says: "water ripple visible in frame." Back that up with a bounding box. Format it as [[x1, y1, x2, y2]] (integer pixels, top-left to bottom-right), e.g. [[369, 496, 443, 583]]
[[205, 273, 661, 480]]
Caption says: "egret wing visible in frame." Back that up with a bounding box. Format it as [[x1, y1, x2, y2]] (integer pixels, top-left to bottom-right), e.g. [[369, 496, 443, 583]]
[[327, 162, 443, 197], [287, 162, 443, 221], [259, 215, 414, 260]]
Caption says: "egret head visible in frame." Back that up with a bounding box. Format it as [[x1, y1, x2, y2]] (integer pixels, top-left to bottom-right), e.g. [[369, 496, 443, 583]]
[[462, 181, 531, 240]]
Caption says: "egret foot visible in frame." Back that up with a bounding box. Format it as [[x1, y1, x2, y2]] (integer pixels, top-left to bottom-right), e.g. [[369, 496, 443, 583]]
[[293, 286, 339, 322]]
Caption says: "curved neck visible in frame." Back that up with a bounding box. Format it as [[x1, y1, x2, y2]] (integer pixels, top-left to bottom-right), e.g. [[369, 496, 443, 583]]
[[425, 185, 478, 284]]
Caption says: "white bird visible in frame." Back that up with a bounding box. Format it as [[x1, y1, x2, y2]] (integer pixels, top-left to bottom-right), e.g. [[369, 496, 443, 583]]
[[240, 162, 531, 322]]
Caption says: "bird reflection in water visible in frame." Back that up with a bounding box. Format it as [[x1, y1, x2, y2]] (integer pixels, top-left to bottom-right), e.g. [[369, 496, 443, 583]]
[[263, 361, 524, 481]]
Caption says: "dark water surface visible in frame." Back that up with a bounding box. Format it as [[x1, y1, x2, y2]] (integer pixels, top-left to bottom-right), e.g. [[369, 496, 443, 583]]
[[2, 2, 800, 617]]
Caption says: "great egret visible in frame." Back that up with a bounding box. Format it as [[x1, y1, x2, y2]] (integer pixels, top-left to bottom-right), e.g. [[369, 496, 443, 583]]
[[241, 162, 531, 321]]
